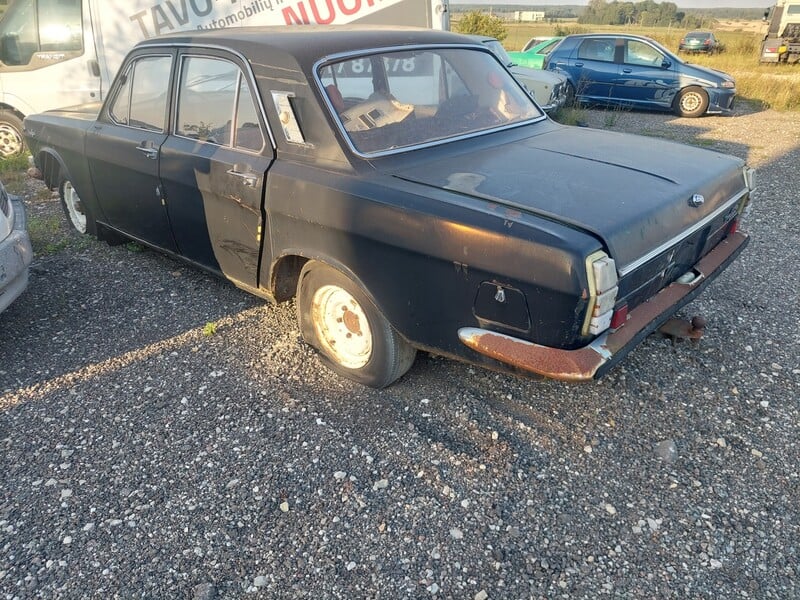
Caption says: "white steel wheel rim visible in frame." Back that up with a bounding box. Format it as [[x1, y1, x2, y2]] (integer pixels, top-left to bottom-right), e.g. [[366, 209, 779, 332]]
[[680, 92, 702, 113], [311, 284, 373, 369], [0, 124, 22, 157], [63, 181, 87, 233]]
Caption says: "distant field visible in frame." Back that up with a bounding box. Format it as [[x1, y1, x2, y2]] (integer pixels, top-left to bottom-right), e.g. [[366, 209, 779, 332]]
[[497, 21, 800, 111]]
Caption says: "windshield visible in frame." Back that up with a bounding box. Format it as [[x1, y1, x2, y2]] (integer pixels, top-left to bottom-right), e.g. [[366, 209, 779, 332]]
[[482, 39, 513, 66], [318, 47, 542, 155]]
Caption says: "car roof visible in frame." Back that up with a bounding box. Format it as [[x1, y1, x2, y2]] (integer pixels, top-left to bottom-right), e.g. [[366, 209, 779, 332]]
[[464, 34, 498, 43], [137, 25, 474, 68], [563, 33, 655, 42]]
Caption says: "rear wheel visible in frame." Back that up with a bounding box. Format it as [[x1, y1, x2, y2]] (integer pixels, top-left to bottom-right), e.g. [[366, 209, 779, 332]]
[[59, 178, 95, 236], [673, 86, 709, 118], [0, 110, 24, 157], [297, 261, 416, 388], [564, 82, 576, 107]]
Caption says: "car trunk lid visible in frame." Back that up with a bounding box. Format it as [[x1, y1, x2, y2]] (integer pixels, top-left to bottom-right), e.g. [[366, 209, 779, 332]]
[[390, 126, 747, 271]]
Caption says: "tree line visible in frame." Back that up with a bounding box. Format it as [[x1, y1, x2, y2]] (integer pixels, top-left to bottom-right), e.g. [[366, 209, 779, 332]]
[[580, 0, 704, 28]]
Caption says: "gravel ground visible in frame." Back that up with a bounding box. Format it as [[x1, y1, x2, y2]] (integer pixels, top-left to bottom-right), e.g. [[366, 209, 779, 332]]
[[1, 103, 799, 599]]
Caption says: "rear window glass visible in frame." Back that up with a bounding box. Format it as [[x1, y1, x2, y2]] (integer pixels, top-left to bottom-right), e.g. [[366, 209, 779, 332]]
[[318, 48, 541, 155]]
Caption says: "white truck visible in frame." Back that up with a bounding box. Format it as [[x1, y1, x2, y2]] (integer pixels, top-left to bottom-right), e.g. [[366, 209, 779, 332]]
[[761, 0, 800, 63], [0, 0, 449, 156]]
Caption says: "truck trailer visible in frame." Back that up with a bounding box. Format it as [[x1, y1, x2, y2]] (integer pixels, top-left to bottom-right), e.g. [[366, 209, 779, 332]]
[[761, 0, 800, 63], [0, 0, 450, 156]]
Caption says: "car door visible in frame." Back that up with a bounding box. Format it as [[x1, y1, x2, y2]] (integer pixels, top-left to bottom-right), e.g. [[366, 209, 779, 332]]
[[568, 37, 619, 102], [158, 51, 273, 289], [614, 39, 679, 110], [86, 50, 178, 251]]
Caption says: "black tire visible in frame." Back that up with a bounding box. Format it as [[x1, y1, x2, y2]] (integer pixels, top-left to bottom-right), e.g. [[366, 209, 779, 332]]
[[564, 82, 576, 107], [297, 261, 416, 388], [0, 110, 25, 157], [673, 86, 709, 118], [59, 178, 96, 236]]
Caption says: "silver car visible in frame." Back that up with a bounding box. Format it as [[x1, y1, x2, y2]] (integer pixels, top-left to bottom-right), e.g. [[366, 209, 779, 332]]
[[470, 35, 569, 113], [0, 180, 33, 313]]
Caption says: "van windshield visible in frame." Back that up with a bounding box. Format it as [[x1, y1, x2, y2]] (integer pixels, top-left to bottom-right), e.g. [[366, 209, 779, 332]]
[[0, 0, 82, 67], [318, 47, 543, 155]]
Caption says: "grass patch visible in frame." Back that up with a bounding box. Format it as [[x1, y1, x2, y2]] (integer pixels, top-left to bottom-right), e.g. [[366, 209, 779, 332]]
[[0, 153, 28, 174], [0, 153, 30, 193], [26, 213, 71, 255], [550, 105, 589, 126]]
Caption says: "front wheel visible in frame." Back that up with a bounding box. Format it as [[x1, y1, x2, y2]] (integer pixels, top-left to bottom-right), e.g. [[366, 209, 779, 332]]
[[59, 178, 95, 235], [673, 87, 709, 118], [297, 261, 416, 388], [0, 110, 25, 157]]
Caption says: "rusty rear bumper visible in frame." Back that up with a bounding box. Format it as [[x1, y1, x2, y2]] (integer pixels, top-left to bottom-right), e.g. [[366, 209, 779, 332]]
[[458, 231, 750, 382]]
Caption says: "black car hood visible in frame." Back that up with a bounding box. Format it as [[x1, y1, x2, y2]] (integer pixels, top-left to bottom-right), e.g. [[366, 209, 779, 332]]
[[391, 126, 747, 270]]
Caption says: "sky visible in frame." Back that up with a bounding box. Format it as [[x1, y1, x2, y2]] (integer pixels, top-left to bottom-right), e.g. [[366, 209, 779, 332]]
[[451, 1, 775, 7]]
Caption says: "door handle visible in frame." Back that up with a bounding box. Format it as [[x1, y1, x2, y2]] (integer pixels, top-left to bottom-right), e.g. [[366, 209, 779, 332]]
[[227, 168, 258, 188], [574, 62, 584, 67], [136, 143, 158, 160], [622, 68, 632, 73]]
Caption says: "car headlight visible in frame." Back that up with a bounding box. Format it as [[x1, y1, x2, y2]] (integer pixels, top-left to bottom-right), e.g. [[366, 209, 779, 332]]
[[720, 80, 735, 89], [582, 251, 619, 336]]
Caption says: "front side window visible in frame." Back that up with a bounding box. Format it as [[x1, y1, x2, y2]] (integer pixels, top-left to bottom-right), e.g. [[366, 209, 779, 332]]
[[108, 55, 171, 132], [0, 0, 82, 66], [38, 0, 82, 52], [319, 48, 541, 155], [624, 40, 664, 67], [176, 55, 264, 152]]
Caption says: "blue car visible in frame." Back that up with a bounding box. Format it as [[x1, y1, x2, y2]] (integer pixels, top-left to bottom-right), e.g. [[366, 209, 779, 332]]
[[544, 34, 736, 117]]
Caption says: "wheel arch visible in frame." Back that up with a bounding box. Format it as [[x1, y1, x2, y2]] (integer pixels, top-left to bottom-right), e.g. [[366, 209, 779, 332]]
[[270, 250, 382, 311], [35, 148, 70, 189], [0, 103, 25, 121]]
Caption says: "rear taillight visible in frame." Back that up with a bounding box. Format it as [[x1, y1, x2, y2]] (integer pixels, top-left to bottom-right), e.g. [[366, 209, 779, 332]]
[[583, 252, 619, 336], [610, 304, 628, 330]]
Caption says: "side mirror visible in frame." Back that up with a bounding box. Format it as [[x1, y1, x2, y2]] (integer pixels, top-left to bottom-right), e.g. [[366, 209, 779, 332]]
[[661, 59, 672, 69]]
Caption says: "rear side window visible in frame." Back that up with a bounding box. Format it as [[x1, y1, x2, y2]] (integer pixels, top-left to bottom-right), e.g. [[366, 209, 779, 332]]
[[176, 55, 264, 152], [108, 55, 172, 132], [577, 39, 616, 62]]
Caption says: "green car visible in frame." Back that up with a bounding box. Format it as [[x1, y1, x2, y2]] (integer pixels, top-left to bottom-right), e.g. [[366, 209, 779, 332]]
[[507, 36, 563, 70]]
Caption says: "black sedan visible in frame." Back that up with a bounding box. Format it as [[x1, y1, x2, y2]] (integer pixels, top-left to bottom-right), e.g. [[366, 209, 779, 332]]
[[25, 26, 754, 387]]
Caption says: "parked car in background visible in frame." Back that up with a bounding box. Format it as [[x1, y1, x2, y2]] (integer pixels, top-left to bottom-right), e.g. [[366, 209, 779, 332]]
[[521, 36, 555, 52], [468, 35, 569, 112], [508, 36, 564, 69], [25, 27, 753, 388], [679, 31, 724, 54], [545, 33, 736, 117], [0, 180, 33, 313]]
